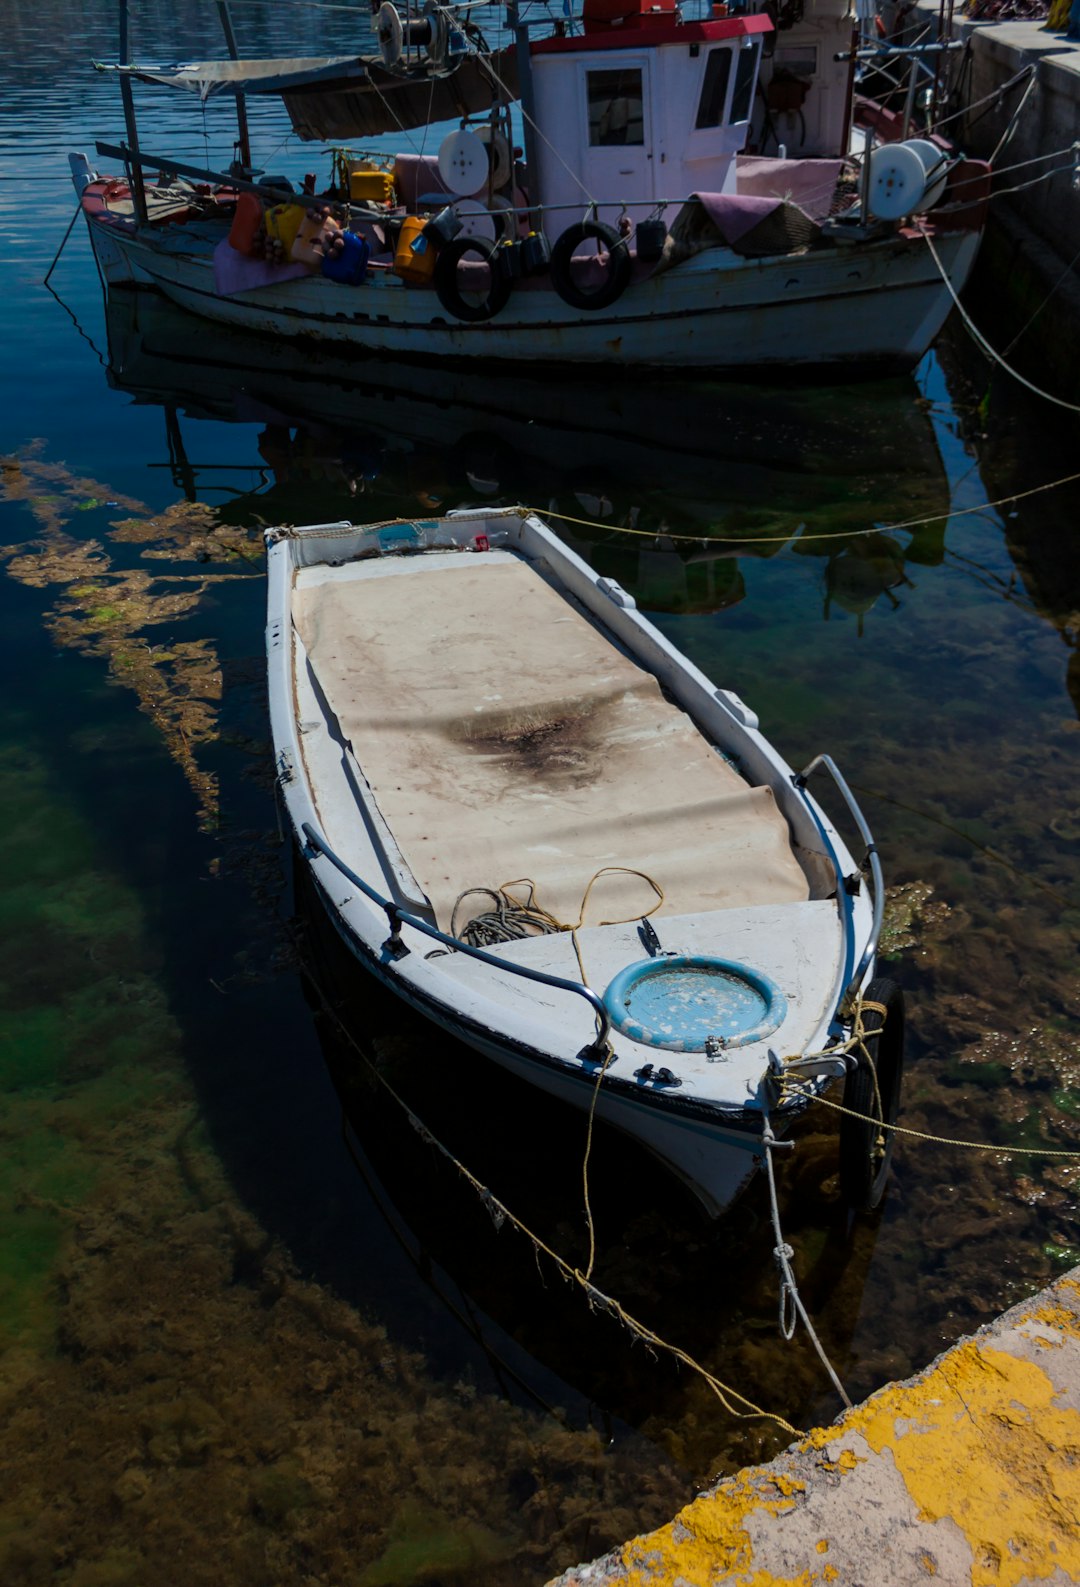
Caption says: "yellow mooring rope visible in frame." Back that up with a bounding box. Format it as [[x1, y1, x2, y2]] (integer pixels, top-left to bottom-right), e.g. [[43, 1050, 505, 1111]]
[[782, 1000, 1080, 1160], [460, 868, 666, 1284], [514, 466, 1080, 546], [786, 1086, 1080, 1158]]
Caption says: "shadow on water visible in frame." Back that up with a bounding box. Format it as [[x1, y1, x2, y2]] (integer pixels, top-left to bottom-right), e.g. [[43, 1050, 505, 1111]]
[[289, 847, 886, 1469]]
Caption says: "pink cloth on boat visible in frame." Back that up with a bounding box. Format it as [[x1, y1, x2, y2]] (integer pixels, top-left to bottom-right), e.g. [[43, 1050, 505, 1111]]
[[691, 193, 787, 246], [735, 156, 844, 221], [213, 238, 309, 295], [392, 154, 459, 208]]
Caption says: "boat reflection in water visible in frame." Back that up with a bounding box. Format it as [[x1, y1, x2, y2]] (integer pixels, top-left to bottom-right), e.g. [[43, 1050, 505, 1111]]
[[103, 286, 951, 623]]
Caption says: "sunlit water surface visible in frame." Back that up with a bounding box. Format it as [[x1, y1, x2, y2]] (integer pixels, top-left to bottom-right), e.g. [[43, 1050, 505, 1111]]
[[2, 3, 1080, 1584]]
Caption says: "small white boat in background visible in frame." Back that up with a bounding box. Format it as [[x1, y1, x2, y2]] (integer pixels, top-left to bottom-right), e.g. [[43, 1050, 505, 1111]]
[[267, 509, 905, 1217]]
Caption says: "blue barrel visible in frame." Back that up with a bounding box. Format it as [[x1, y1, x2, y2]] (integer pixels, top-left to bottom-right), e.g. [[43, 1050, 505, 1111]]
[[322, 230, 370, 285]]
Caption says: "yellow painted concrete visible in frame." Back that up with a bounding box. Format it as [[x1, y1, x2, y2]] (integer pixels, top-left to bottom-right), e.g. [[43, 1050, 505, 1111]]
[[555, 1275, 1080, 1587], [853, 1341, 1080, 1587]]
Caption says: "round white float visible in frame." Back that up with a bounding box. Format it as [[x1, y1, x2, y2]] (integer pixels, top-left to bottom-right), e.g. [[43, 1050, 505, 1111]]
[[437, 130, 489, 197]]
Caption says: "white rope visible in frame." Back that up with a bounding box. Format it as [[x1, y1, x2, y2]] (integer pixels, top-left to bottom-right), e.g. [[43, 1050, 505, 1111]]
[[923, 228, 1080, 416], [929, 62, 1033, 135], [988, 70, 1038, 166], [761, 1118, 852, 1409]]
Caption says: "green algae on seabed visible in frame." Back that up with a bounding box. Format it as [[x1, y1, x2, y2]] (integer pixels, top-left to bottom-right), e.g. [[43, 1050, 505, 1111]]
[[0, 730, 686, 1587], [359, 1499, 515, 1586], [878, 880, 956, 960], [0, 740, 182, 1352]]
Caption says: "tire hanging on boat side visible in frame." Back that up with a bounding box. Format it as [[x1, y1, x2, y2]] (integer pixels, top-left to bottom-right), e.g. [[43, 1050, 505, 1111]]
[[549, 220, 632, 311], [839, 977, 905, 1213], [433, 235, 513, 323]]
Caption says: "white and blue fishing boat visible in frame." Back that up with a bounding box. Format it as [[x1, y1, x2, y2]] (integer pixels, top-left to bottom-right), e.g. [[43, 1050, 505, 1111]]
[[267, 508, 905, 1216], [71, 0, 990, 375]]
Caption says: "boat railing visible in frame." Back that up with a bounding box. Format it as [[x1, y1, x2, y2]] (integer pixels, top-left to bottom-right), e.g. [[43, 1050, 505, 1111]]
[[300, 821, 612, 1055], [94, 141, 685, 225], [792, 754, 883, 1000]]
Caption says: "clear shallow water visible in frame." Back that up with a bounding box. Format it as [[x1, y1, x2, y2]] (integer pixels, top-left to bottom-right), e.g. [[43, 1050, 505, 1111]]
[[2, 4, 1080, 1584]]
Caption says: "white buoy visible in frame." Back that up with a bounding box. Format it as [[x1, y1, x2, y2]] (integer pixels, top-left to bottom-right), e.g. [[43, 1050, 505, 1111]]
[[450, 197, 496, 241], [437, 130, 489, 197]]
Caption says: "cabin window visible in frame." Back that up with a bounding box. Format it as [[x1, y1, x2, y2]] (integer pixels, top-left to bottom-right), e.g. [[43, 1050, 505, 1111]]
[[694, 49, 733, 130], [729, 41, 760, 124], [587, 70, 645, 146]]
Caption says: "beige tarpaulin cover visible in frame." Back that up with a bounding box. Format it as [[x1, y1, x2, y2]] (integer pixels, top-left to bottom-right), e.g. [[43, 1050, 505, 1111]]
[[294, 556, 809, 931]]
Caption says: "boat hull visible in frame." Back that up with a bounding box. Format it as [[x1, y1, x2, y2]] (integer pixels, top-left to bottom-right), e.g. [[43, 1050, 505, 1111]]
[[85, 210, 981, 373]]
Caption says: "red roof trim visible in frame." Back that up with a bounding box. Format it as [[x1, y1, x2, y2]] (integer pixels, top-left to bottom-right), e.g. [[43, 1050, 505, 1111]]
[[531, 13, 772, 54]]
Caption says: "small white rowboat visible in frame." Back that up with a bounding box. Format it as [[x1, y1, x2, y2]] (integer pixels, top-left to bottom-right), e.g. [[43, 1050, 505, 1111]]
[[266, 509, 904, 1217]]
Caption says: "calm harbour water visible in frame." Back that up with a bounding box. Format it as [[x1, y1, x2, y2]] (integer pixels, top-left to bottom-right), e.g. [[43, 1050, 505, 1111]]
[[2, 3, 1080, 1583]]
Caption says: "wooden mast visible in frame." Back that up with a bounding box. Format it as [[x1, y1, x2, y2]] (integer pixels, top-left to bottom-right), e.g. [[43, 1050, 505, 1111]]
[[118, 0, 148, 222], [216, 1, 254, 173]]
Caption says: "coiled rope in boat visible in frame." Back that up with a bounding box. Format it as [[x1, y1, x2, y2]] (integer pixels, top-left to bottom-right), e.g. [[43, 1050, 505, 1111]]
[[450, 882, 560, 946]]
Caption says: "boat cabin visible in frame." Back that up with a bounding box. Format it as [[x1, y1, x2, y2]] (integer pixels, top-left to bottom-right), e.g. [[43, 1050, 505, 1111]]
[[530, 0, 772, 228]]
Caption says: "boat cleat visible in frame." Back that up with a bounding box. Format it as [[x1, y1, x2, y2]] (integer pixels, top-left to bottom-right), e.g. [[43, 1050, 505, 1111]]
[[633, 1063, 682, 1088]]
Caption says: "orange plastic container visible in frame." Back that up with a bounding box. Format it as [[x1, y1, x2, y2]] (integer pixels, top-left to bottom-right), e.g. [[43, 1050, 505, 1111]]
[[228, 191, 264, 255], [392, 216, 436, 284]]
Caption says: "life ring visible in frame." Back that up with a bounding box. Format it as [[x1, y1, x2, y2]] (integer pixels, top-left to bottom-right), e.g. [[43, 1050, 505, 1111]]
[[549, 220, 632, 311], [839, 978, 905, 1213], [433, 235, 513, 323]]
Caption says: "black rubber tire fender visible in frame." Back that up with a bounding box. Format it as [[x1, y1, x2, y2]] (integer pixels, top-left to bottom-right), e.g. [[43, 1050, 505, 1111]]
[[549, 220, 632, 311], [839, 978, 905, 1214], [433, 235, 513, 323]]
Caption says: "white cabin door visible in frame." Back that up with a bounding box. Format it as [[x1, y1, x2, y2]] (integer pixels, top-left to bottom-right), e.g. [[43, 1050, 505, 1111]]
[[580, 56, 653, 223]]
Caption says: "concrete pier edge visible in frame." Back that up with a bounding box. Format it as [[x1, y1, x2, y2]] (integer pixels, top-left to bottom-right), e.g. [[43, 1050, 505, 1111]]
[[547, 1265, 1080, 1586]]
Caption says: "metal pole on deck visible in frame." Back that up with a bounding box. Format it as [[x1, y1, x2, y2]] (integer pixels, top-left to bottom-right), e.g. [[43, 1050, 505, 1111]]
[[216, 0, 254, 173], [506, 0, 542, 215], [118, 0, 148, 223]]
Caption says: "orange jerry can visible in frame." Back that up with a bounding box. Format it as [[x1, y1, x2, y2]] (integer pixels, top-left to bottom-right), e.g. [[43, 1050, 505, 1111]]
[[392, 216, 437, 285], [228, 191, 264, 255]]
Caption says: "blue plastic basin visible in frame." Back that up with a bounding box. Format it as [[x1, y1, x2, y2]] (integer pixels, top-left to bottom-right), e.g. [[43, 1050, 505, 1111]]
[[602, 955, 787, 1054]]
